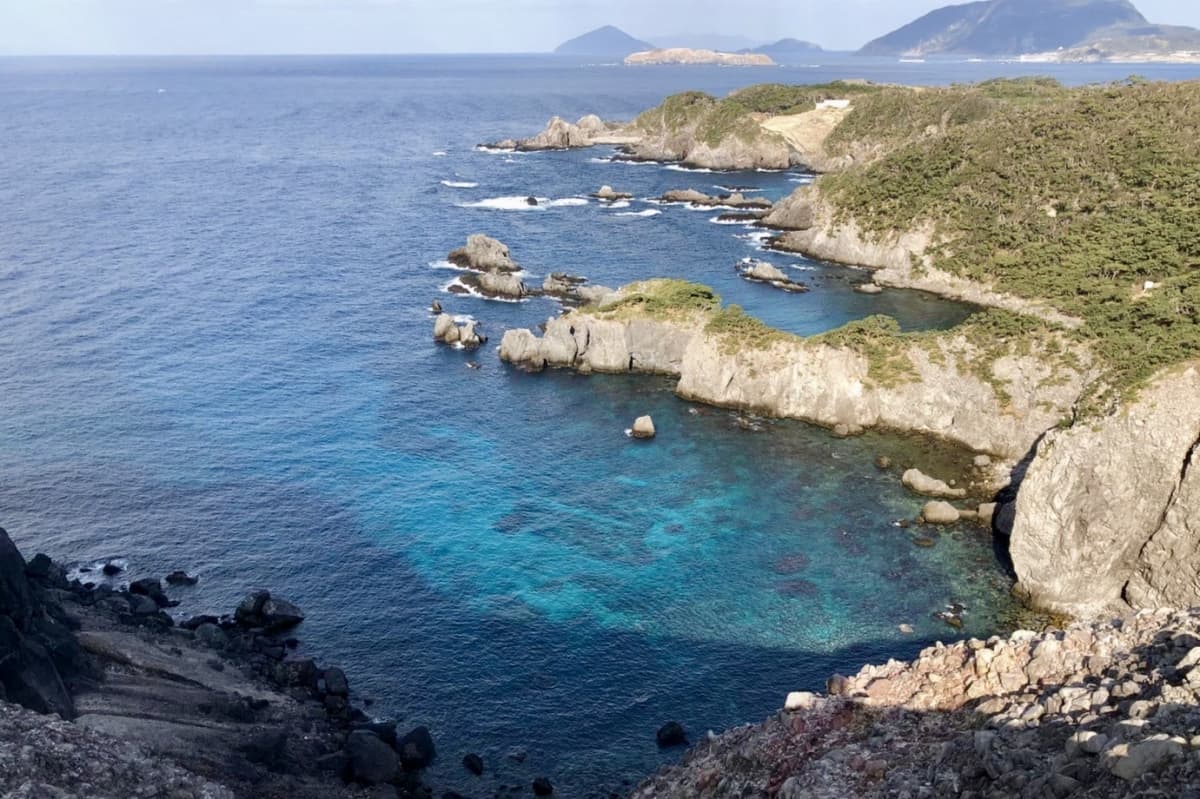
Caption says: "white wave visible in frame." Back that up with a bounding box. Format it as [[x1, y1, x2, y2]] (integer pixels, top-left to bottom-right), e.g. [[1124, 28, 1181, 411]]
[[457, 196, 588, 211], [615, 209, 661, 218], [709, 215, 755, 226], [430, 259, 465, 271], [607, 200, 631, 209], [432, 150, 448, 157], [441, 277, 530, 303], [458, 196, 546, 211], [588, 156, 613, 164], [714, 185, 764, 193], [475, 145, 515, 154], [665, 164, 714, 173], [754, 167, 787, 173], [440, 180, 479, 188]]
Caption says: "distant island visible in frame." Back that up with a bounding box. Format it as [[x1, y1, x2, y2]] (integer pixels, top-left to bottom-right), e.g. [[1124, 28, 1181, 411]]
[[553, 27, 830, 63], [553, 25, 653, 57], [625, 48, 776, 66], [860, 0, 1200, 61], [744, 38, 826, 63]]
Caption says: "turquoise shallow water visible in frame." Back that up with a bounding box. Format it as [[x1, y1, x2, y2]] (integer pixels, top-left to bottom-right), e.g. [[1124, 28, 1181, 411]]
[[5, 55, 1197, 796]]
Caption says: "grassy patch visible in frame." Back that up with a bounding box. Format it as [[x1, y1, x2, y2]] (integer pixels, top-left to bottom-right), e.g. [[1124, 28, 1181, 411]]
[[704, 304, 800, 352], [599, 280, 721, 320]]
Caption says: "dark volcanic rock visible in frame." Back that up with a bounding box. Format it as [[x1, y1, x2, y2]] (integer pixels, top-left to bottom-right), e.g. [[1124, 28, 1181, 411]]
[[129, 577, 170, 608], [656, 721, 688, 748], [165, 570, 199, 586], [346, 729, 400, 785], [235, 590, 305, 632], [462, 752, 485, 776], [532, 776, 555, 796], [399, 725, 437, 771], [323, 666, 349, 697]]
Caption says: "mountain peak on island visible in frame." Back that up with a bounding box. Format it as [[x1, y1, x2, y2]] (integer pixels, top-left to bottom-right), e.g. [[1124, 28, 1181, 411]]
[[554, 25, 654, 57], [859, 0, 1152, 56], [746, 38, 827, 62]]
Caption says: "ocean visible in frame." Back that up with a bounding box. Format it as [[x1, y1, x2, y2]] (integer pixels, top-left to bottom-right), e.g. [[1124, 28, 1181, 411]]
[[3, 54, 1199, 796]]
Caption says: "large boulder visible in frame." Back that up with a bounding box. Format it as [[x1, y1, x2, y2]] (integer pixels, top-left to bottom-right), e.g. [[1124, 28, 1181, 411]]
[[632, 416, 657, 440], [447, 234, 519, 273], [902, 469, 967, 499], [399, 725, 437, 771], [433, 314, 485, 348], [921, 501, 961, 526], [345, 729, 399, 785], [234, 590, 305, 632], [473, 271, 527, 301]]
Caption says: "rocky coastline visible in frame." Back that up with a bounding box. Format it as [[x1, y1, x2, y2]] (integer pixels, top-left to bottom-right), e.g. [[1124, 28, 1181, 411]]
[[632, 608, 1200, 797], [0, 526, 555, 799]]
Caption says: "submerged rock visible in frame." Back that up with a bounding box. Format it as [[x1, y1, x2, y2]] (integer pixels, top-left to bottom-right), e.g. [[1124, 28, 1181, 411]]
[[462, 752, 485, 776], [902, 468, 967, 499], [657, 721, 688, 748], [532, 776, 555, 796]]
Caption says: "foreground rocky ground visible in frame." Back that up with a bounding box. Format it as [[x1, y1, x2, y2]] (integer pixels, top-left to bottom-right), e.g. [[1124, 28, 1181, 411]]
[[0, 526, 447, 798], [633, 608, 1200, 798]]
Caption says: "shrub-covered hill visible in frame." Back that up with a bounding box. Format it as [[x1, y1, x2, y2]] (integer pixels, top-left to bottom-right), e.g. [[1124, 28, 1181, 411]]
[[818, 77, 1200, 399]]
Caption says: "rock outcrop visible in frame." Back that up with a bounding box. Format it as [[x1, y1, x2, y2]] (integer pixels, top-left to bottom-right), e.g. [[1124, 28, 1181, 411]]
[[591, 185, 633, 202], [447, 234, 519, 274], [659, 189, 772, 210], [433, 313, 486, 348], [444, 235, 529, 301], [498, 282, 1087, 460], [0, 530, 447, 798], [0, 528, 92, 719], [1009, 363, 1200, 617], [633, 608, 1200, 798], [738, 259, 808, 293], [902, 468, 967, 499], [487, 115, 635, 152]]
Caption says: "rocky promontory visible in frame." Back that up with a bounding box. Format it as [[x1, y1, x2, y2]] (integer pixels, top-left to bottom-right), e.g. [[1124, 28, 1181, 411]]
[[0, 526, 443, 798], [633, 608, 1200, 797], [498, 280, 1088, 460]]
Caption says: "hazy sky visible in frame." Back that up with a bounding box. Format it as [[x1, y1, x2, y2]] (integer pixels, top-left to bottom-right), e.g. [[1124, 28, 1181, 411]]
[[2, 0, 1199, 56]]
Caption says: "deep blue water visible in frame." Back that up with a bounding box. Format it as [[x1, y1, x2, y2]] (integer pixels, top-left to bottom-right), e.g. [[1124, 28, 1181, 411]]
[[4, 55, 1200, 797]]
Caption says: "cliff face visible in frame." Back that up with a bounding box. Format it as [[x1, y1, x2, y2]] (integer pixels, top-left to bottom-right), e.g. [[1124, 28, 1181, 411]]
[[633, 607, 1200, 797], [767, 189, 1082, 327], [500, 304, 1086, 460], [1010, 364, 1200, 616]]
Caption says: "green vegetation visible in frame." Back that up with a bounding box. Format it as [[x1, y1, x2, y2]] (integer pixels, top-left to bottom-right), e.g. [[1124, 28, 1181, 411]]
[[704, 304, 800, 353], [636, 81, 882, 148], [825, 78, 1068, 156], [599, 279, 721, 320], [819, 78, 1200, 401]]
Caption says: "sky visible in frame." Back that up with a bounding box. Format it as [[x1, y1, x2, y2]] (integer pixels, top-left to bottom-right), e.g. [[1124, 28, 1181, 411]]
[[1, 0, 1199, 56]]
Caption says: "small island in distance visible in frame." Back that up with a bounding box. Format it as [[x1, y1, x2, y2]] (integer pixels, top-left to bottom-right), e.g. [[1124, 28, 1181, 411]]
[[555, 1, 1200, 64]]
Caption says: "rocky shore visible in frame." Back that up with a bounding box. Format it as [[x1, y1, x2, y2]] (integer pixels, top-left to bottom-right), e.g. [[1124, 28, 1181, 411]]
[[633, 608, 1200, 797], [0, 526, 527, 799]]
